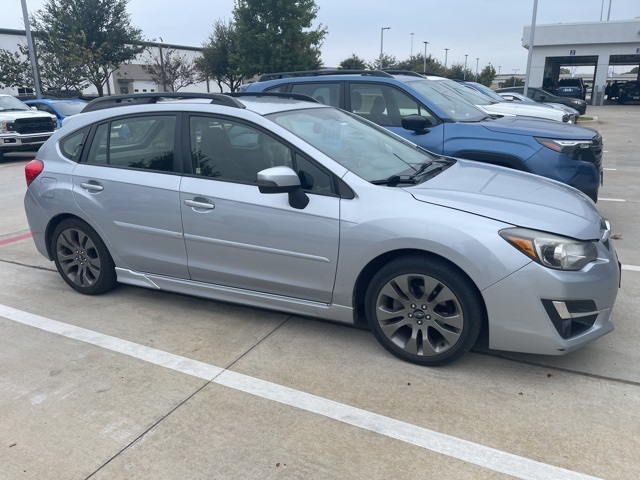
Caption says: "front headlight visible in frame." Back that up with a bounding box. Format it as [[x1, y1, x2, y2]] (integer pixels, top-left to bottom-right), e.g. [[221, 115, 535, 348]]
[[535, 137, 591, 156], [571, 100, 582, 105], [500, 227, 598, 271], [0, 121, 8, 133]]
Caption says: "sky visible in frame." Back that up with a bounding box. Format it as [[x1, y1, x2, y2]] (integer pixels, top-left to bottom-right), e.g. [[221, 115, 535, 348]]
[[2, 0, 639, 74]]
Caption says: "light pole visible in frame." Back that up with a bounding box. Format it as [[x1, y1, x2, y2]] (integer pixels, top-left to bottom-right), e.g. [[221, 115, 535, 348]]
[[423, 41, 429, 73], [21, 0, 42, 98], [379, 27, 391, 69], [464, 54, 468, 80], [475, 57, 479, 82], [498, 65, 502, 75], [410, 32, 415, 57], [513, 69, 520, 86], [444, 48, 450, 71]]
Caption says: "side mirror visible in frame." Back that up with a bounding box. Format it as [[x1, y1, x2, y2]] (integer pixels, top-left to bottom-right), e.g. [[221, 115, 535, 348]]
[[257, 166, 309, 209], [401, 115, 430, 134]]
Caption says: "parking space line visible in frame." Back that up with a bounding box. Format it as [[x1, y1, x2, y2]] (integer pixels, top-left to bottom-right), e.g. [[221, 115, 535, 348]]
[[598, 197, 625, 202], [0, 302, 601, 480], [623, 264, 640, 272], [0, 232, 32, 247]]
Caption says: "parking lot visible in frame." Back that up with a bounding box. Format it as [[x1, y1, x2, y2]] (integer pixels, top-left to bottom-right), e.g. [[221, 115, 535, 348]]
[[1, 104, 639, 479]]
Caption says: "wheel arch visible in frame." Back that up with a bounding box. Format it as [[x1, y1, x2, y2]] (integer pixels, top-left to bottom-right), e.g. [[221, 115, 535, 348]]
[[352, 248, 488, 338], [44, 213, 120, 266]]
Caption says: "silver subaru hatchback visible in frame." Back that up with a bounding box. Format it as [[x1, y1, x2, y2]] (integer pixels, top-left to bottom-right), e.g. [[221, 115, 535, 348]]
[[23, 93, 620, 366]]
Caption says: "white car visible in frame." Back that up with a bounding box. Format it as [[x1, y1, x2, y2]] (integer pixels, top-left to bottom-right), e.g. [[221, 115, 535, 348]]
[[426, 77, 571, 123], [497, 91, 580, 124]]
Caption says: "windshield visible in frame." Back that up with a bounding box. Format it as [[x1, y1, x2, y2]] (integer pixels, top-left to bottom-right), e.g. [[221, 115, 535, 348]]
[[54, 101, 86, 116], [430, 78, 494, 106], [404, 79, 486, 122], [0, 95, 30, 112], [268, 107, 442, 182], [466, 83, 506, 102]]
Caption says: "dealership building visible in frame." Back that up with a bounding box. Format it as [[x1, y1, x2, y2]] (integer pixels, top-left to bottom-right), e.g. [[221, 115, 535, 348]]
[[522, 18, 640, 104]]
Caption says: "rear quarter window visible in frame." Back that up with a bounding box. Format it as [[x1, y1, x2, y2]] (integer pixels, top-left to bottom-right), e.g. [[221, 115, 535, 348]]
[[59, 127, 89, 162]]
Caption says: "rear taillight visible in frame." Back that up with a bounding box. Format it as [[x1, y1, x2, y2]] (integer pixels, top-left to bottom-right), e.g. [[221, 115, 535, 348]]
[[25, 160, 44, 186]]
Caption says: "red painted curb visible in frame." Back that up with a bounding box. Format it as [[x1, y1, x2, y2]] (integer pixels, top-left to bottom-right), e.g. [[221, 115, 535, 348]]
[[0, 233, 33, 246]]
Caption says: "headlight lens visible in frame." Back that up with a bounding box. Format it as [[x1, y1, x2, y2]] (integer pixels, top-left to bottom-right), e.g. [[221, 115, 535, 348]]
[[0, 121, 8, 133], [535, 137, 591, 155], [500, 228, 598, 271]]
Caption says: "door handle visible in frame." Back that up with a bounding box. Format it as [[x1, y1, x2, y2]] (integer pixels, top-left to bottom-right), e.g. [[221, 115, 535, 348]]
[[80, 182, 104, 192], [184, 199, 215, 210]]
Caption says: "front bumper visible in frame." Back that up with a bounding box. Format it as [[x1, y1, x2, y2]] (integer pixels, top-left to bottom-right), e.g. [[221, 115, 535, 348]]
[[482, 240, 619, 355]]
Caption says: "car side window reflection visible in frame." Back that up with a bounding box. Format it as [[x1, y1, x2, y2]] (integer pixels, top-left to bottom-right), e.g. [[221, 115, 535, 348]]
[[85, 115, 176, 172], [189, 115, 294, 183]]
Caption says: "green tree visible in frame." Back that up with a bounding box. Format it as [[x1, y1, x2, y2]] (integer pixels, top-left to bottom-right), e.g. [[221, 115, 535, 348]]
[[394, 54, 445, 76], [339, 54, 367, 70], [143, 47, 200, 92], [32, 0, 145, 96], [0, 47, 32, 89], [500, 76, 524, 88], [371, 53, 397, 70], [447, 62, 474, 81], [198, 19, 243, 92], [233, 0, 327, 77], [478, 64, 496, 87], [0, 39, 89, 95], [560, 67, 571, 74]]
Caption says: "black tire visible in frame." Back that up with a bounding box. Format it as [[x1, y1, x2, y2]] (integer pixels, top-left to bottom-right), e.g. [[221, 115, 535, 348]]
[[364, 255, 483, 366], [50, 219, 117, 295]]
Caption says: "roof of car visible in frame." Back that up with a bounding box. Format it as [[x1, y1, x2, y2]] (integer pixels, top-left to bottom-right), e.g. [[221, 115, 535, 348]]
[[80, 91, 320, 114]]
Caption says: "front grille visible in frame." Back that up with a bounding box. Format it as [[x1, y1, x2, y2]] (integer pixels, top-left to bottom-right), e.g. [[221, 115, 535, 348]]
[[573, 133, 603, 170], [12, 118, 56, 134]]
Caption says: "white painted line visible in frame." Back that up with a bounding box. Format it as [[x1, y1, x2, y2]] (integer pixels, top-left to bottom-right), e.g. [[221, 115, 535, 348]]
[[598, 198, 626, 202], [0, 303, 601, 480], [623, 264, 640, 272], [603, 168, 617, 171]]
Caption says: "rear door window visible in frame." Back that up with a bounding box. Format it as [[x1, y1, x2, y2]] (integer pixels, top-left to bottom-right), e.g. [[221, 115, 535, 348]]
[[84, 115, 177, 172]]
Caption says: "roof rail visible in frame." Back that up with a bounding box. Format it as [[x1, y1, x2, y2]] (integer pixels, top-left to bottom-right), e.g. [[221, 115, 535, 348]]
[[381, 69, 426, 78], [257, 69, 394, 82], [81, 92, 245, 113], [227, 92, 319, 103]]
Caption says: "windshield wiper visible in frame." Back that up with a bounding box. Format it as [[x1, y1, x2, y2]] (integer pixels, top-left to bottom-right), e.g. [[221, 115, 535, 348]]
[[371, 160, 435, 186], [408, 160, 434, 180], [371, 175, 418, 186]]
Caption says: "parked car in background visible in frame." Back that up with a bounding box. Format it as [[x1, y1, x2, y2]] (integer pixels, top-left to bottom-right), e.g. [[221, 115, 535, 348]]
[[495, 86, 587, 115], [616, 81, 640, 104], [605, 80, 628, 100], [497, 91, 580, 124], [24, 98, 87, 128], [245, 70, 602, 201], [459, 80, 572, 123], [554, 78, 587, 100], [23, 92, 620, 366], [0, 94, 58, 159]]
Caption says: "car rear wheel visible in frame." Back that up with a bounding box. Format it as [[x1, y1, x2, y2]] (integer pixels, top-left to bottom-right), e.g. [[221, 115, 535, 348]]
[[51, 219, 117, 295], [365, 255, 483, 366]]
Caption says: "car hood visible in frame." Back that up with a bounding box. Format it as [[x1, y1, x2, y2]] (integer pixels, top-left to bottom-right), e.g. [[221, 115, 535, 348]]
[[406, 159, 602, 239], [0, 109, 56, 122], [481, 115, 597, 139]]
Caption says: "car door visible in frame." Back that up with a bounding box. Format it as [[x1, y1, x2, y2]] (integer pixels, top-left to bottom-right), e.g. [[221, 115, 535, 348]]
[[71, 113, 189, 278], [180, 114, 340, 303]]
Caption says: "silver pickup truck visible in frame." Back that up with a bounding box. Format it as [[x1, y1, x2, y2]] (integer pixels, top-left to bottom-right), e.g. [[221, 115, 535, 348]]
[[0, 94, 57, 159]]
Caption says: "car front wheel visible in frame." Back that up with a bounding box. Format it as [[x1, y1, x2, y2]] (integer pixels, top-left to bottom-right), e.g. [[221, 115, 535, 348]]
[[365, 255, 483, 366], [51, 219, 117, 295]]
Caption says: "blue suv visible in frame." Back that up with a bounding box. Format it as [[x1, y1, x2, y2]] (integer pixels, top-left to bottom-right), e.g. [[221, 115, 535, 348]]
[[243, 70, 603, 201]]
